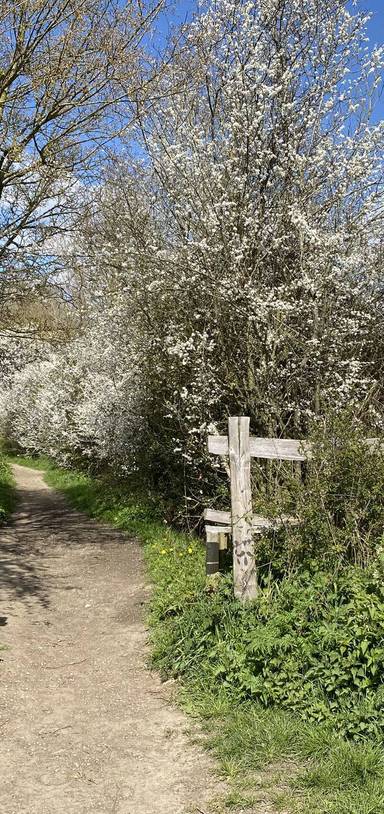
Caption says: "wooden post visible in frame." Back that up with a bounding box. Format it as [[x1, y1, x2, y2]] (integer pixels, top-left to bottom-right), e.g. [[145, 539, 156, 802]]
[[218, 531, 228, 571], [205, 528, 219, 575], [228, 416, 257, 602]]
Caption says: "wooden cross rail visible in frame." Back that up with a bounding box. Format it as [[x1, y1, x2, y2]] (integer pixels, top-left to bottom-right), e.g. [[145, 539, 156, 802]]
[[205, 418, 382, 603], [208, 434, 379, 459], [204, 508, 298, 530], [208, 434, 310, 460]]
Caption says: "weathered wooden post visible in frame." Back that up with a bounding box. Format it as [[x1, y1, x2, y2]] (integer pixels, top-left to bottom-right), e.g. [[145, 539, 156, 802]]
[[205, 528, 220, 575], [228, 416, 257, 602], [205, 418, 315, 601]]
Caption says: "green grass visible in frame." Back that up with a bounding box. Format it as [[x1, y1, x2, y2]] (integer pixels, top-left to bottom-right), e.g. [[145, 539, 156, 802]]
[[7, 453, 53, 471], [9, 454, 384, 814], [0, 454, 16, 522], [193, 697, 384, 813]]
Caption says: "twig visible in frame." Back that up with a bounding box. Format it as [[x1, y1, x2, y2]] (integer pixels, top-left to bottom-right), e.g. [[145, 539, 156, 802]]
[[44, 658, 88, 670], [111, 787, 121, 813], [38, 724, 72, 736]]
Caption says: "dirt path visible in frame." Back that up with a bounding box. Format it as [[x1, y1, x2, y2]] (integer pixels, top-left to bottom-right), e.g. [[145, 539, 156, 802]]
[[0, 465, 222, 814]]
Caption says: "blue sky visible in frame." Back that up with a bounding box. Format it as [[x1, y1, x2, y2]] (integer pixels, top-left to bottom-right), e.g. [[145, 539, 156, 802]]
[[157, 0, 384, 121], [161, 1, 384, 33], [356, 1, 384, 119], [365, 0, 384, 39]]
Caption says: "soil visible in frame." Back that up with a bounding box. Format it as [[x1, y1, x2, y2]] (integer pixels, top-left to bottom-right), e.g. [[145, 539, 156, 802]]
[[0, 464, 223, 814]]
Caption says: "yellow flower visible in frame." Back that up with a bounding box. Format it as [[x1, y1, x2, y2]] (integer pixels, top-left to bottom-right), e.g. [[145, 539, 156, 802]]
[[160, 549, 167, 555], [188, 547, 193, 554]]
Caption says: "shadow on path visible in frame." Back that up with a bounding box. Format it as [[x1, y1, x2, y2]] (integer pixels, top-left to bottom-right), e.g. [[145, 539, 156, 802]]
[[0, 465, 132, 610]]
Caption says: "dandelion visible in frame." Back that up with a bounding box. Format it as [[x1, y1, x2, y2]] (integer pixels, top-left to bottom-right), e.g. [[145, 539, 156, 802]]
[[160, 549, 167, 555], [188, 547, 193, 554]]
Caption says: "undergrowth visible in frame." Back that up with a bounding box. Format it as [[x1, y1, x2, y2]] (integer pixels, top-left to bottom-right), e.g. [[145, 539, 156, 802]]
[[10, 452, 384, 814], [250, 416, 384, 579], [0, 453, 15, 522]]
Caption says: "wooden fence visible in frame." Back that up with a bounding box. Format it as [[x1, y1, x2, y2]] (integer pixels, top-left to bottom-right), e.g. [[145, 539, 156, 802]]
[[205, 417, 308, 602], [205, 416, 381, 603]]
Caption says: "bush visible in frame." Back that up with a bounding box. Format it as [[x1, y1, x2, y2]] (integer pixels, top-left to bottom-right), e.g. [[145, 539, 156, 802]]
[[298, 418, 384, 568], [250, 415, 384, 578], [150, 562, 384, 740]]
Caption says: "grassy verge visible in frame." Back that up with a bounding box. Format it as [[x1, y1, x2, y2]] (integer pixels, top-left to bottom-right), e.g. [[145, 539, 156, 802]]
[[0, 454, 16, 522], [10, 455, 384, 814]]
